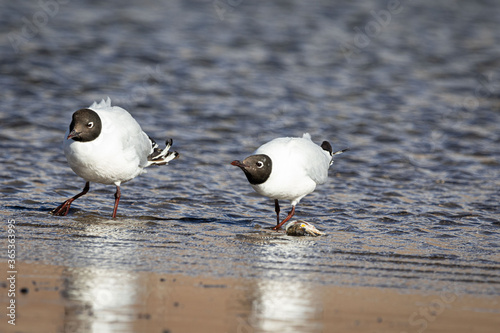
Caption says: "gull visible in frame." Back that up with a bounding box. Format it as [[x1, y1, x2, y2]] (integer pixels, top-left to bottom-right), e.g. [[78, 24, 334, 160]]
[[231, 133, 347, 230], [51, 98, 179, 218]]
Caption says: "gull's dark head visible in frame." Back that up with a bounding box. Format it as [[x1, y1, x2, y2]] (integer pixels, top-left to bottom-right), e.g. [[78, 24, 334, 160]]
[[231, 154, 272, 185], [67, 108, 102, 142]]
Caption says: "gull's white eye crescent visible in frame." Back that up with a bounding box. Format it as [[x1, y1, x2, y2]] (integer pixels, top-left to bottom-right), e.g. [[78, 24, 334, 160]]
[[256, 161, 264, 168], [87, 122, 94, 128]]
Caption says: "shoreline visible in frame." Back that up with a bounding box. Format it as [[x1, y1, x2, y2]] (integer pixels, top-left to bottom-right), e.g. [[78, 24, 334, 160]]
[[1, 261, 499, 332]]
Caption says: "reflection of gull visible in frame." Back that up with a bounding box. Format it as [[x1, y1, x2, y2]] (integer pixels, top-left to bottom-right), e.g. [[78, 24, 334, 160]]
[[247, 279, 323, 332], [64, 267, 139, 333], [236, 240, 325, 333], [61, 221, 143, 332]]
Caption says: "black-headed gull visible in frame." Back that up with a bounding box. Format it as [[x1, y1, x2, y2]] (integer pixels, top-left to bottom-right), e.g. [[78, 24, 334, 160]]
[[51, 98, 179, 218], [231, 133, 347, 230]]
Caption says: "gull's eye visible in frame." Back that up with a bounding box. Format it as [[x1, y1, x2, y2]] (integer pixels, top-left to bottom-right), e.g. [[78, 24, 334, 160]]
[[256, 161, 264, 168], [87, 122, 94, 128]]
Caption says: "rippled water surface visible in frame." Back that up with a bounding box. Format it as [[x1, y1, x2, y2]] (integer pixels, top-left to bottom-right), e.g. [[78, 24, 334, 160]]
[[1, 0, 500, 296]]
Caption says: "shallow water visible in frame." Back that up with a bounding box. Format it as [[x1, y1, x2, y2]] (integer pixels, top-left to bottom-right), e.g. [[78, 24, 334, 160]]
[[1, 0, 500, 301]]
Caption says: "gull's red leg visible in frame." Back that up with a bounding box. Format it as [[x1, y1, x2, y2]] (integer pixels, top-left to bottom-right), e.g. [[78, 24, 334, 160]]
[[51, 181, 90, 216], [112, 185, 121, 219], [273, 205, 296, 230]]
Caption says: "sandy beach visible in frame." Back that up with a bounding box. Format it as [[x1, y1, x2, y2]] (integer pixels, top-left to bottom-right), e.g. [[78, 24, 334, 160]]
[[1, 261, 499, 333]]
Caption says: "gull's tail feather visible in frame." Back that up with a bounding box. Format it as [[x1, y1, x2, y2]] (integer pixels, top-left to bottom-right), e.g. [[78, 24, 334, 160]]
[[333, 148, 349, 156], [147, 138, 179, 166], [321, 140, 349, 166]]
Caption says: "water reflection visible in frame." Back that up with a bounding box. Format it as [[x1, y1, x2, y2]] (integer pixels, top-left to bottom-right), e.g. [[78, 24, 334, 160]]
[[63, 267, 138, 333], [232, 235, 326, 332], [61, 265, 326, 333], [245, 279, 323, 333], [61, 220, 143, 332], [57, 227, 328, 332]]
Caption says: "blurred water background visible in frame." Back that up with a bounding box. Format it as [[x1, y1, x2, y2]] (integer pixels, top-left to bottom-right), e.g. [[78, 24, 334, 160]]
[[0, 0, 499, 296]]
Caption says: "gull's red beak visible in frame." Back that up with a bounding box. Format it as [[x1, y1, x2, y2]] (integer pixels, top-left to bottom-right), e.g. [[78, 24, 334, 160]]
[[231, 160, 246, 168], [67, 129, 79, 140]]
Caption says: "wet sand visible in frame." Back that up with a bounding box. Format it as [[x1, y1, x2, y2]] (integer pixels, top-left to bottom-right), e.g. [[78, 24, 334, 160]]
[[1, 261, 498, 333]]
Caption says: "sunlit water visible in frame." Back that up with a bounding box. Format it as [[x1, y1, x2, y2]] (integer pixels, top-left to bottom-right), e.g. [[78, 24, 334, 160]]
[[1, 0, 500, 297]]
